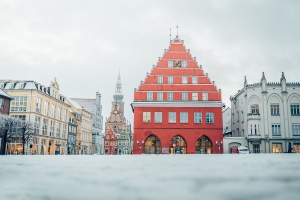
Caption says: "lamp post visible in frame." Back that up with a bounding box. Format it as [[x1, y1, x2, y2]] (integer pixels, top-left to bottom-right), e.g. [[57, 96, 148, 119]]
[[137, 140, 144, 154], [216, 140, 223, 154]]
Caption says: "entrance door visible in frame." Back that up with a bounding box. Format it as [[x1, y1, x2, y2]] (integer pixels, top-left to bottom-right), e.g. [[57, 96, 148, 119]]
[[196, 136, 212, 154], [170, 135, 186, 154], [144, 135, 161, 154], [253, 144, 260, 153]]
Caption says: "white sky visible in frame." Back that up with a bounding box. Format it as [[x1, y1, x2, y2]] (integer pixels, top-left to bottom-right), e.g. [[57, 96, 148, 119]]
[[1, 0, 300, 127]]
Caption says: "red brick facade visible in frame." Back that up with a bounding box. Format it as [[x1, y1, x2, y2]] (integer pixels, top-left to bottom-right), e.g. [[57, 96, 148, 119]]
[[0, 95, 11, 115], [103, 129, 118, 155], [131, 36, 224, 154]]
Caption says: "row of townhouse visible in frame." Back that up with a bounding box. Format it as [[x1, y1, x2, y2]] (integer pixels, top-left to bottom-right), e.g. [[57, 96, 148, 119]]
[[0, 78, 103, 155], [223, 72, 300, 153]]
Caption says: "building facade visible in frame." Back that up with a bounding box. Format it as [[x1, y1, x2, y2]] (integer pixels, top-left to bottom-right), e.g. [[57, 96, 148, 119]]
[[67, 112, 77, 154], [131, 35, 224, 154], [230, 72, 300, 153], [104, 128, 118, 154], [66, 98, 93, 155], [105, 72, 133, 154], [71, 92, 103, 154], [0, 89, 12, 154], [0, 79, 70, 155]]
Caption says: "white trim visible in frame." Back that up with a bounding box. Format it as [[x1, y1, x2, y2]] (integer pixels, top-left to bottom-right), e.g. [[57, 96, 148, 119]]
[[131, 101, 224, 108]]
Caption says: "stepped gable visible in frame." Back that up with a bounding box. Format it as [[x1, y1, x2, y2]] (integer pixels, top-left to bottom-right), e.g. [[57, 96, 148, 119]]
[[134, 37, 221, 101]]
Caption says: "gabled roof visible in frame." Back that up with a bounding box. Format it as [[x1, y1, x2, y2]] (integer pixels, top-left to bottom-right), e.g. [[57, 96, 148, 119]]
[[0, 88, 12, 99]]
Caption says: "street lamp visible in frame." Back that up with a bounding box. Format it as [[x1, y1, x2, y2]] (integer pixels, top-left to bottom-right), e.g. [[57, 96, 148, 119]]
[[137, 140, 144, 154], [216, 140, 223, 154]]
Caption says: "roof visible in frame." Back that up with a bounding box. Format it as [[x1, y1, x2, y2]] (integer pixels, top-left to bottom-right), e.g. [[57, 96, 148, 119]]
[[0, 88, 12, 99], [66, 98, 82, 109]]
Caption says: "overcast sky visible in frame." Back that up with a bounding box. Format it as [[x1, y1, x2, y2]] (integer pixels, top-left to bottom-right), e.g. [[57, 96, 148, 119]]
[[1, 0, 300, 127]]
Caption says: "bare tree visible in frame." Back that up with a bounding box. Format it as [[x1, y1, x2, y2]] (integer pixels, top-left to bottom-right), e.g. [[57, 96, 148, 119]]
[[0, 114, 37, 155]]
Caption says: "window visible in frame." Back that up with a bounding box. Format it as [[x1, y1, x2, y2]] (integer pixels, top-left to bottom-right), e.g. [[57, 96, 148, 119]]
[[168, 60, 173, 68], [251, 104, 259, 114], [206, 112, 214, 124], [168, 76, 173, 84], [202, 93, 208, 101], [182, 76, 187, 84], [50, 121, 55, 137], [43, 101, 49, 116], [291, 104, 300, 115], [35, 116, 40, 134], [63, 110, 67, 122], [271, 104, 279, 115], [42, 119, 48, 136], [272, 124, 281, 136], [192, 93, 198, 101], [143, 112, 151, 123], [272, 143, 282, 153], [147, 92, 153, 101], [167, 92, 173, 101], [11, 96, 27, 112], [192, 76, 198, 84], [36, 98, 41, 113], [57, 107, 61, 120], [56, 123, 61, 138], [194, 112, 202, 123], [182, 92, 188, 101], [158, 76, 163, 84], [157, 92, 163, 101], [51, 104, 56, 118], [182, 60, 187, 68], [292, 124, 300, 136], [0, 98, 3, 109], [168, 112, 176, 123], [180, 112, 188, 123], [154, 112, 162, 123]]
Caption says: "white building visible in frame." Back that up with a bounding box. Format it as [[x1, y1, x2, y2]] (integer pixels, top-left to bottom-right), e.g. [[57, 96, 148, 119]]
[[229, 72, 300, 153], [71, 92, 104, 154]]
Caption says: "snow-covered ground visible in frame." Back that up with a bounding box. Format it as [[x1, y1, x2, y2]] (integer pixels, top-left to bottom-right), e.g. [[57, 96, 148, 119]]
[[0, 154, 299, 200]]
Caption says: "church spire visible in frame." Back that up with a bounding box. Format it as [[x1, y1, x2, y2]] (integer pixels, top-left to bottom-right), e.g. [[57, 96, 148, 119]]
[[113, 70, 124, 101], [244, 76, 247, 87], [280, 72, 286, 82]]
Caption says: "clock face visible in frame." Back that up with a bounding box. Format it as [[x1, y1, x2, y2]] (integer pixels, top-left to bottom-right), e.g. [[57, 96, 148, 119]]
[[174, 60, 181, 68]]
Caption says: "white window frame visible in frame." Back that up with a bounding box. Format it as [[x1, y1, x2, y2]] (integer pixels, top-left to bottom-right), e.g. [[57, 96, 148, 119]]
[[251, 104, 259, 114], [147, 92, 153, 101], [0, 98, 4, 109], [180, 112, 188, 123], [194, 112, 202, 123], [206, 112, 214, 124], [291, 104, 300, 115], [192, 76, 198, 84], [271, 104, 280, 115], [182, 60, 187, 68], [168, 60, 173, 68], [143, 112, 151, 123], [168, 112, 176, 123], [202, 93, 208, 101], [157, 92, 163, 101], [192, 93, 198, 101], [182, 76, 188, 84], [292, 124, 300, 136], [168, 76, 173, 84], [154, 112, 162, 123], [182, 92, 188, 101], [167, 92, 173, 101], [272, 124, 281, 136], [158, 76, 163, 84]]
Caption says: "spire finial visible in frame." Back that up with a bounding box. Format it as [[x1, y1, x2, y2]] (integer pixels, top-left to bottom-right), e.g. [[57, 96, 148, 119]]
[[261, 72, 266, 82], [176, 19, 179, 38], [170, 28, 172, 42], [280, 72, 286, 82], [244, 76, 247, 86]]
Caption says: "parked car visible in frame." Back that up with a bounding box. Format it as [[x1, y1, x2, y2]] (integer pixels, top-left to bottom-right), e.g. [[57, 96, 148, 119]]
[[238, 146, 250, 154]]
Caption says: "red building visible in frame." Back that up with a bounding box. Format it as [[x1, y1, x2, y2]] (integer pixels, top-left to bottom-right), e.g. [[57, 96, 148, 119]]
[[103, 129, 118, 155], [131, 35, 224, 154]]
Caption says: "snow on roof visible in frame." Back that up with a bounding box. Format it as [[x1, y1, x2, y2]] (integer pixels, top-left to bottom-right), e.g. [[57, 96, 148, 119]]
[[0, 88, 12, 99]]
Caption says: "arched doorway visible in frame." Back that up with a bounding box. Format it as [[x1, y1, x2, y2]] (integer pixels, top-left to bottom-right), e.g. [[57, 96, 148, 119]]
[[144, 135, 161, 154], [196, 136, 212, 154], [170, 135, 187, 154]]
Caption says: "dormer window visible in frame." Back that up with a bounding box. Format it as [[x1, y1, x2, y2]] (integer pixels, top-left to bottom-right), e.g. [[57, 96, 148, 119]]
[[10, 83, 14, 89]]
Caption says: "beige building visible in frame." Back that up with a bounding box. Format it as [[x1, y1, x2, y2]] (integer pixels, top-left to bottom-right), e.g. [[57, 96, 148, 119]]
[[66, 98, 93, 154], [0, 79, 70, 155]]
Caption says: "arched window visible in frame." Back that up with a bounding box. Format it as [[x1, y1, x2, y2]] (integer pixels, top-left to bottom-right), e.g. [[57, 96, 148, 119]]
[[170, 135, 187, 154], [195, 135, 212, 154], [144, 135, 161, 154]]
